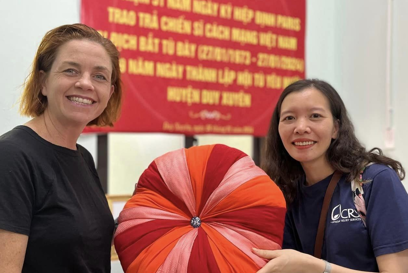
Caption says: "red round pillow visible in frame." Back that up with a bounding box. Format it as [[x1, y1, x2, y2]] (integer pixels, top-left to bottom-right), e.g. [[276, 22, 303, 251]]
[[114, 144, 286, 273]]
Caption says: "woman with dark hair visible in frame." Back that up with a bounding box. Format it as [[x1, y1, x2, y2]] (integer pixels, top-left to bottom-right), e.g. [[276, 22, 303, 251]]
[[253, 79, 408, 272], [0, 24, 122, 272]]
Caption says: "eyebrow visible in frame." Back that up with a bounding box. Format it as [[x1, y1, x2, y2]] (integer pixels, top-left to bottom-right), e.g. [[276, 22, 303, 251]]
[[60, 61, 111, 72], [94, 65, 111, 73], [61, 61, 81, 68], [280, 107, 326, 116]]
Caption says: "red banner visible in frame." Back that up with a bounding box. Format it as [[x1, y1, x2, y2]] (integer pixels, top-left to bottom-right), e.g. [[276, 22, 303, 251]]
[[81, 0, 305, 136]]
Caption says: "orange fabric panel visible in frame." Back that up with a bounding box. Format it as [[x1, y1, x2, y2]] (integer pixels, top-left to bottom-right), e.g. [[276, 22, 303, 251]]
[[126, 225, 193, 273], [202, 223, 259, 273], [185, 144, 214, 215]]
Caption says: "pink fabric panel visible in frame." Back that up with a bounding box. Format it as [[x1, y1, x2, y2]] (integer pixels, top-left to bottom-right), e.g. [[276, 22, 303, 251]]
[[115, 219, 153, 237], [155, 149, 196, 217], [116, 207, 188, 237], [200, 156, 266, 217], [207, 223, 268, 268], [157, 229, 199, 273], [119, 206, 188, 222], [211, 222, 281, 250]]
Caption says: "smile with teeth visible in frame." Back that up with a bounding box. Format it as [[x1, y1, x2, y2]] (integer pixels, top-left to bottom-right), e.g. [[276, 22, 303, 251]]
[[293, 141, 315, 146], [67, 96, 95, 105]]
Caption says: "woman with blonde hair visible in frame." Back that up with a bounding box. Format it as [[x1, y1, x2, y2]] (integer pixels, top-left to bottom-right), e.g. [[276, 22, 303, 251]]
[[0, 23, 122, 272]]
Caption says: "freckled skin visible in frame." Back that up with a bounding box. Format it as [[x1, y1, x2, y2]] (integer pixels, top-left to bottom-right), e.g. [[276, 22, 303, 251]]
[[41, 40, 114, 128]]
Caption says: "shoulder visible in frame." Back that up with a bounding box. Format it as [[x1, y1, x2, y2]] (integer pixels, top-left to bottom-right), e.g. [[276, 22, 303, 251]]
[[362, 164, 406, 204], [363, 163, 401, 184], [0, 128, 32, 161], [77, 144, 96, 169], [364, 163, 397, 176], [0, 126, 41, 155], [0, 127, 24, 145], [361, 165, 408, 257], [0, 129, 42, 187], [0, 126, 54, 173]]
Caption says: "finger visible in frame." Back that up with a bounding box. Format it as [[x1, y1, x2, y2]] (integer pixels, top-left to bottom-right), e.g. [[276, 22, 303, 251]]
[[252, 248, 279, 259], [256, 259, 276, 273]]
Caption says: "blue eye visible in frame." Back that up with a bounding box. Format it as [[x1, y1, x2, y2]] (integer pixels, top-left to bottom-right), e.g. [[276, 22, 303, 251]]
[[64, 68, 77, 75], [95, 74, 108, 81]]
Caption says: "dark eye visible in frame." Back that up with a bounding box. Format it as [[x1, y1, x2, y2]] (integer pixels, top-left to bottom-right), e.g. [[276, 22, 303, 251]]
[[311, 113, 322, 119], [282, 116, 295, 121]]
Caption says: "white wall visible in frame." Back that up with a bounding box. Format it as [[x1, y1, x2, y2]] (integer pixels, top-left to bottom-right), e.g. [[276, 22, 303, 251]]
[[0, 0, 99, 161], [108, 133, 185, 194], [107, 133, 254, 194], [390, 0, 408, 181], [333, 1, 388, 152], [306, 0, 407, 187], [341, 0, 408, 187], [305, 0, 337, 83], [0, 0, 81, 136]]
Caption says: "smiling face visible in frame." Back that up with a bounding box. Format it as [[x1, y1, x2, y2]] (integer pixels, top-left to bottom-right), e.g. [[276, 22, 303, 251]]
[[278, 87, 338, 170], [40, 39, 114, 128]]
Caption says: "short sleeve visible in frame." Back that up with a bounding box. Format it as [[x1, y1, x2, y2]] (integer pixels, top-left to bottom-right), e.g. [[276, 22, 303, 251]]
[[0, 143, 35, 235], [365, 168, 408, 257], [78, 144, 98, 176]]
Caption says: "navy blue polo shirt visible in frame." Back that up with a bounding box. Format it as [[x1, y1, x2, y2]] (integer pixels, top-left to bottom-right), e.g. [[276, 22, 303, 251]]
[[283, 164, 408, 271]]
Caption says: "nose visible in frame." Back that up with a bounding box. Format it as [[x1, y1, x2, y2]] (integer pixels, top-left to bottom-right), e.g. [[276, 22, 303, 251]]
[[75, 73, 94, 91], [294, 118, 311, 134]]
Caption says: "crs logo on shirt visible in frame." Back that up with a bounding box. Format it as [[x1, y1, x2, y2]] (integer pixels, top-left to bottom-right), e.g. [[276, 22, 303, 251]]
[[331, 204, 361, 224]]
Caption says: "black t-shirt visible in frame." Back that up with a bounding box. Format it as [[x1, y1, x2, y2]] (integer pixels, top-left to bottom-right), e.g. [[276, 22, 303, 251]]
[[0, 126, 114, 273]]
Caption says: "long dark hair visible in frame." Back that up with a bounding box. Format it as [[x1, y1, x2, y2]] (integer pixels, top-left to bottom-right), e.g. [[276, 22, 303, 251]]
[[263, 79, 405, 205]]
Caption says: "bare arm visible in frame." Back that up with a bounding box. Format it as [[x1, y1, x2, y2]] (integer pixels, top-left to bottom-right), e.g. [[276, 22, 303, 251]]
[[375, 249, 408, 273], [0, 229, 28, 273], [319, 249, 408, 273], [254, 248, 408, 273]]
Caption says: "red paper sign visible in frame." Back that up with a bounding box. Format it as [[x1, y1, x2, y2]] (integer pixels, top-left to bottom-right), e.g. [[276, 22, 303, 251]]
[[81, 0, 305, 136]]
